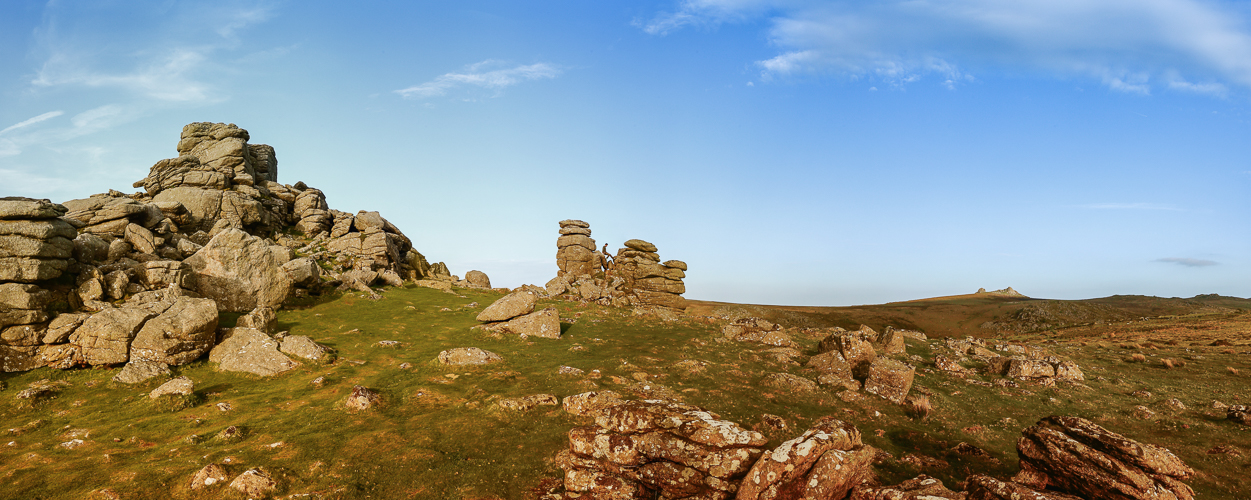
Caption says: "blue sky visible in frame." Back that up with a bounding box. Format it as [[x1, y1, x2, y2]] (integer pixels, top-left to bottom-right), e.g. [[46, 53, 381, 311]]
[[1, 0, 1247, 305]]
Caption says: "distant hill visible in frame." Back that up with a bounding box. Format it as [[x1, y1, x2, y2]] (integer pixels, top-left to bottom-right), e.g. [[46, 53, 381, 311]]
[[686, 293, 1251, 338]]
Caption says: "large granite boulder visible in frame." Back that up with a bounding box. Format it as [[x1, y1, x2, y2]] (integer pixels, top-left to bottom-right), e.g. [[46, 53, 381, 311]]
[[557, 399, 768, 499], [487, 307, 561, 339], [476, 290, 537, 322], [184, 229, 293, 312], [73, 307, 161, 366], [556, 220, 598, 277], [129, 297, 219, 365], [738, 417, 876, 500], [1014, 416, 1194, 500], [208, 328, 297, 376]]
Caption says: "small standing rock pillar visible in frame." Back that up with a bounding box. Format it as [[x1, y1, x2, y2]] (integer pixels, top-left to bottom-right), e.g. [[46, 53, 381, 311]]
[[556, 220, 597, 277]]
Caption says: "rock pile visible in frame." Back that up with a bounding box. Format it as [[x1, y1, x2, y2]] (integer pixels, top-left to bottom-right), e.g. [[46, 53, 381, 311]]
[[614, 239, 687, 310], [555, 399, 769, 499], [807, 327, 916, 402], [934, 337, 1085, 385], [475, 290, 560, 339], [556, 220, 599, 277], [0, 122, 431, 374]]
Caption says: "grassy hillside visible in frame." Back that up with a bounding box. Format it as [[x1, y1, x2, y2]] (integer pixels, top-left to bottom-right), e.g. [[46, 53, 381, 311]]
[[1, 286, 1249, 499]]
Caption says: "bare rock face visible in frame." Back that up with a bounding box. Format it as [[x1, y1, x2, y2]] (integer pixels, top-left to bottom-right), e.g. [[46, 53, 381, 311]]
[[112, 360, 172, 384], [436, 347, 502, 366], [208, 328, 297, 376], [128, 297, 219, 365], [1014, 416, 1195, 500], [0, 198, 75, 283], [235, 306, 276, 333], [74, 307, 161, 366], [344, 385, 380, 410], [486, 307, 561, 339], [476, 290, 536, 322], [557, 399, 768, 499], [184, 228, 292, 312], [737, 417, 876, 500]]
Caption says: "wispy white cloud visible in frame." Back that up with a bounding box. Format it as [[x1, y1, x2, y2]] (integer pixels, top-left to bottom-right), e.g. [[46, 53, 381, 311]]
[[395, 61, 562, 100], [33, 48, 215, 102], [1155, 257, 1218, 267], [0, 111, 64, 136], [1078, 202, 1184, 211], [642, 0, 1251, 93]]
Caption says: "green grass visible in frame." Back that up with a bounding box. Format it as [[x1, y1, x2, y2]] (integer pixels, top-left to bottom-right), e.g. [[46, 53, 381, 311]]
[[1, 286, 1249, 499]]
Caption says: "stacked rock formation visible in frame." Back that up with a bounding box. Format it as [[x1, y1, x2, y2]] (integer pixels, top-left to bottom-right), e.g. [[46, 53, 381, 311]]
[[555, 399, 769, 499], [614, 239, 687, 310], [547, 223, 690, 312], [556, 220, 598, 277], [0, 122, 441, 374]]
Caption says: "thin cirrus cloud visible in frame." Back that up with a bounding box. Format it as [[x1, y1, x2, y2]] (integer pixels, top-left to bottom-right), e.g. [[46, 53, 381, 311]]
[[1155, 257, 1218, 267], [395, 61, 561, 100], [641, 0, 1251, 93], [0, 111, 64, 136]]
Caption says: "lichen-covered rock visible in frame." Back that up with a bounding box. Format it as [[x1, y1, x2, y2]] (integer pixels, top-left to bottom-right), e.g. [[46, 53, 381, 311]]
[[208, 328, 297, 376], [862, 358, 915, 404], [112, 360, 172, 384], [1014, 416, 1195, 500], [128, 297, 219, 365], [558, 399, 768, 499], [738, 417, 875, 500], [760, 372, 820, 393], [851, 474, 967, 500], [184, 229, 292, 312], [564, 390, 626, 417], [965, 475, 1082, 500], [464, 270, 490, 288]]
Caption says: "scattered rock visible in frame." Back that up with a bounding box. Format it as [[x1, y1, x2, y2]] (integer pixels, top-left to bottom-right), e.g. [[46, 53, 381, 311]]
[[437, 347, 502, 366], [149, 376, 194, 399], [208, 328, 297, 376], [229, 467, 277, 496], [562, 390, 625, 417], [863, 358, 915, 404], [486, 307, 561, 339], [189, 464, 228, 490], [344, 385, 381, 410], [279, 335, 331, 362], [112, 360, 172, 384]]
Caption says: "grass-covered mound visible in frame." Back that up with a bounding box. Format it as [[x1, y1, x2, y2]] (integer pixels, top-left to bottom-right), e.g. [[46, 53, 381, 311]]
[[1, 285, 1249, 499]]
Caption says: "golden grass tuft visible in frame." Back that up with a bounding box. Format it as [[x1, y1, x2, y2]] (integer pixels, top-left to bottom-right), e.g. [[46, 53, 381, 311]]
[[1229, 367, 1241, 376], [1161, 358, 1175, 369], [905, 394, 932, 421], [1125, 353, 1147, 363]]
